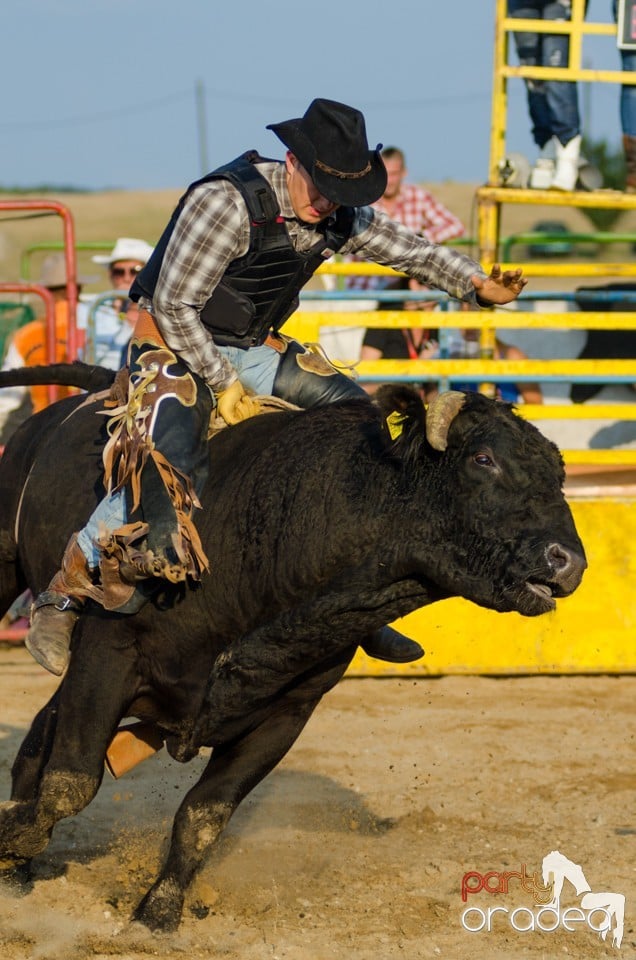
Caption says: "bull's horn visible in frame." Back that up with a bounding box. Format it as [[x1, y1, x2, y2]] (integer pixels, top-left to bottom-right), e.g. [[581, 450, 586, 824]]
[[425, 391, 466, 451]]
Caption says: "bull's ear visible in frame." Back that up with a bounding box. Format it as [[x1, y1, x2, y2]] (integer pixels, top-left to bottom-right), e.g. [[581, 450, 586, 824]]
[[373, 385, 426, 444]]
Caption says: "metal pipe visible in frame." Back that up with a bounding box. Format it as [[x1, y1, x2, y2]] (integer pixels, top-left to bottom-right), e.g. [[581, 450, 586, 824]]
[[0, 200, 79, 362]]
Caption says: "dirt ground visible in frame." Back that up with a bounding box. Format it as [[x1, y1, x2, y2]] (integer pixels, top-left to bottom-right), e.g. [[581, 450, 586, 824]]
[[1, 645, 635, 960]]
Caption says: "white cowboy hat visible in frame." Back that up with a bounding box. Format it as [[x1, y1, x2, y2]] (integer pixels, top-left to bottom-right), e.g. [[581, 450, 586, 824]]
[[92, 237, 154, 267]]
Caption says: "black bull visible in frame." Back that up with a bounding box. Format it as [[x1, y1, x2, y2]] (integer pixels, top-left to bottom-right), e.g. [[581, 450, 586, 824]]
[[0, 368, 586, 931]]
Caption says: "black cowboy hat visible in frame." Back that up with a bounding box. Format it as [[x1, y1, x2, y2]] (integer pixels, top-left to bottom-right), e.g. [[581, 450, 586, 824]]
[[267, 98, 387, 207]]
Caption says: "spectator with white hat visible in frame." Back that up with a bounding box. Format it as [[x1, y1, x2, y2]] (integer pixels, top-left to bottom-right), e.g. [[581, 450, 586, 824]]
[[92, 237, 155, 298], [89, 237, 154, 368]]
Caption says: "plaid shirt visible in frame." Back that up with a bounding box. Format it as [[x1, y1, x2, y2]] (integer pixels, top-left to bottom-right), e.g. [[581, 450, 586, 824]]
[[141, 161, 483, 392], [347, 182, 465, 291]]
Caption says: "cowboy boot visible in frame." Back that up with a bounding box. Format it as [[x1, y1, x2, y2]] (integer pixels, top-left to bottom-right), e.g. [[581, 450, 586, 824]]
[[623, 135, 636, 193], [25, 533, 93, 676], [360, 625, 424, 663], [551, 135, 581, 192]]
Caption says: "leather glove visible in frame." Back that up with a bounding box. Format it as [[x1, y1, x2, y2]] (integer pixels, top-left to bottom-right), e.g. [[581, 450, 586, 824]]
[[215, 380, 261, 425]]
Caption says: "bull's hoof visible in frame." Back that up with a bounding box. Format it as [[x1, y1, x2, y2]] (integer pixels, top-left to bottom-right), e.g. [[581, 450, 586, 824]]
[[0, 800, 49, 861], [360, 625, 424, 663], [132, 879, 185, 932]]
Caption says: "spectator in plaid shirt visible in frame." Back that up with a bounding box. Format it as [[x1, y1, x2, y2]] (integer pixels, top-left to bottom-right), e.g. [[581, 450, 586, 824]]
[[348, 145, 465, 299], [373, 146, 465, 244], [357, 147, 466, 395]]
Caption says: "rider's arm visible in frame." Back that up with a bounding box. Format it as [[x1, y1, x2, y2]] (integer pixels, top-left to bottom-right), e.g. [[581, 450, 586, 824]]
[[151, 180, 250, 392], [343, 206, 486, 304]]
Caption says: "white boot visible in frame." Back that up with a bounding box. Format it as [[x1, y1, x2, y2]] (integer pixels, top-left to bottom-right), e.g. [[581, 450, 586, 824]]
[[529, 139, 556, 189], [551, 135, 581, 191]]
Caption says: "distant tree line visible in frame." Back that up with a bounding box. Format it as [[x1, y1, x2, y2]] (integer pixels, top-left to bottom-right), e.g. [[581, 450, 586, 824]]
[[579, 136, 626, 230], [0, 185, 95, 194]]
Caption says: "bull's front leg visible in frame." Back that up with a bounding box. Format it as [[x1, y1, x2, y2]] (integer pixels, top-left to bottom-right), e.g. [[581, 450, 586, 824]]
[[133, 658, 348, 932], [0, 620, 138, 866], [195, 573, 429, 746]]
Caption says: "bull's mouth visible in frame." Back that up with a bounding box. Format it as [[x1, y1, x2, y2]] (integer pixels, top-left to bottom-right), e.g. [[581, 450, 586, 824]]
[[523, 580, 557, 612]]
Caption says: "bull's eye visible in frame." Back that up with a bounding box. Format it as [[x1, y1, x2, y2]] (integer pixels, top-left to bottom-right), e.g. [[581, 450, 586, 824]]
[[474, 452, 495, 468]]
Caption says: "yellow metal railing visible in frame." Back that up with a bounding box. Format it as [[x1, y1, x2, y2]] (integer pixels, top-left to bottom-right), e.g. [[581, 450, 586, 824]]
[[288, 262, 636, 466], [490, 0, 636, 185], [352, 358, 636, 384], [319, 252, 636, 279], [480, 0, 636, 266]]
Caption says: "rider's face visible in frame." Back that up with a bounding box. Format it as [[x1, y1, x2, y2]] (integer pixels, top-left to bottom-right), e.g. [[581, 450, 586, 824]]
[[285, 153, 339, 224]]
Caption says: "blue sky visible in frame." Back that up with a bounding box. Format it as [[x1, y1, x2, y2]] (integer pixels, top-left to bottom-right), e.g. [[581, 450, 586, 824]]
[[1, 0, 624, 191]]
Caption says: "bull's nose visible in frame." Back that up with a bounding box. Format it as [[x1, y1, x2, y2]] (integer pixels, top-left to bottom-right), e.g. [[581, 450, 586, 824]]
[[546, 541, 587, 594]]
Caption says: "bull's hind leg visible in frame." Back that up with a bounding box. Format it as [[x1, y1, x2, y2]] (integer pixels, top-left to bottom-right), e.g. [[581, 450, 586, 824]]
[[0, 534, 22, 625], [10, 689, 62, 803], [133, 657, 349, 932], [0, 695, 61, 885], [0, 621, 138, 865], [0, 413, 40, 619]]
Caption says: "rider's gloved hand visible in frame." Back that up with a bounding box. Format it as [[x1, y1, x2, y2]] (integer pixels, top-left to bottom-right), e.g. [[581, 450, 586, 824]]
[[215, 380, 261, 425]]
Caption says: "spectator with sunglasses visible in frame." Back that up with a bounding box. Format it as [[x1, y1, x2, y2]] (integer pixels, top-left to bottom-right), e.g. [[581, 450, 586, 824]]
[[90, 237, 154, 368]]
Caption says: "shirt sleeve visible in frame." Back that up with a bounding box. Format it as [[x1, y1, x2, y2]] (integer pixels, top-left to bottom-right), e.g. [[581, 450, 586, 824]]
[[342, 207, 485, 304], [151, 180, 251, 392]]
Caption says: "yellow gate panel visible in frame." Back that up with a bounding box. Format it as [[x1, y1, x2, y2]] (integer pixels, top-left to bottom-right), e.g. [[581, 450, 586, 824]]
[[347, 498, 636, 676]]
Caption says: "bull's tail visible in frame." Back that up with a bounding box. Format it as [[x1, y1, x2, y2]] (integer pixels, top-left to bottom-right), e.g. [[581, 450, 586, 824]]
[[0, 362, 117, 393]]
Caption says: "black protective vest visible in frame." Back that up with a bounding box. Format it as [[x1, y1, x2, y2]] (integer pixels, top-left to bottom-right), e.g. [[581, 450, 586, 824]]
[[130, 151, 355, 349]]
